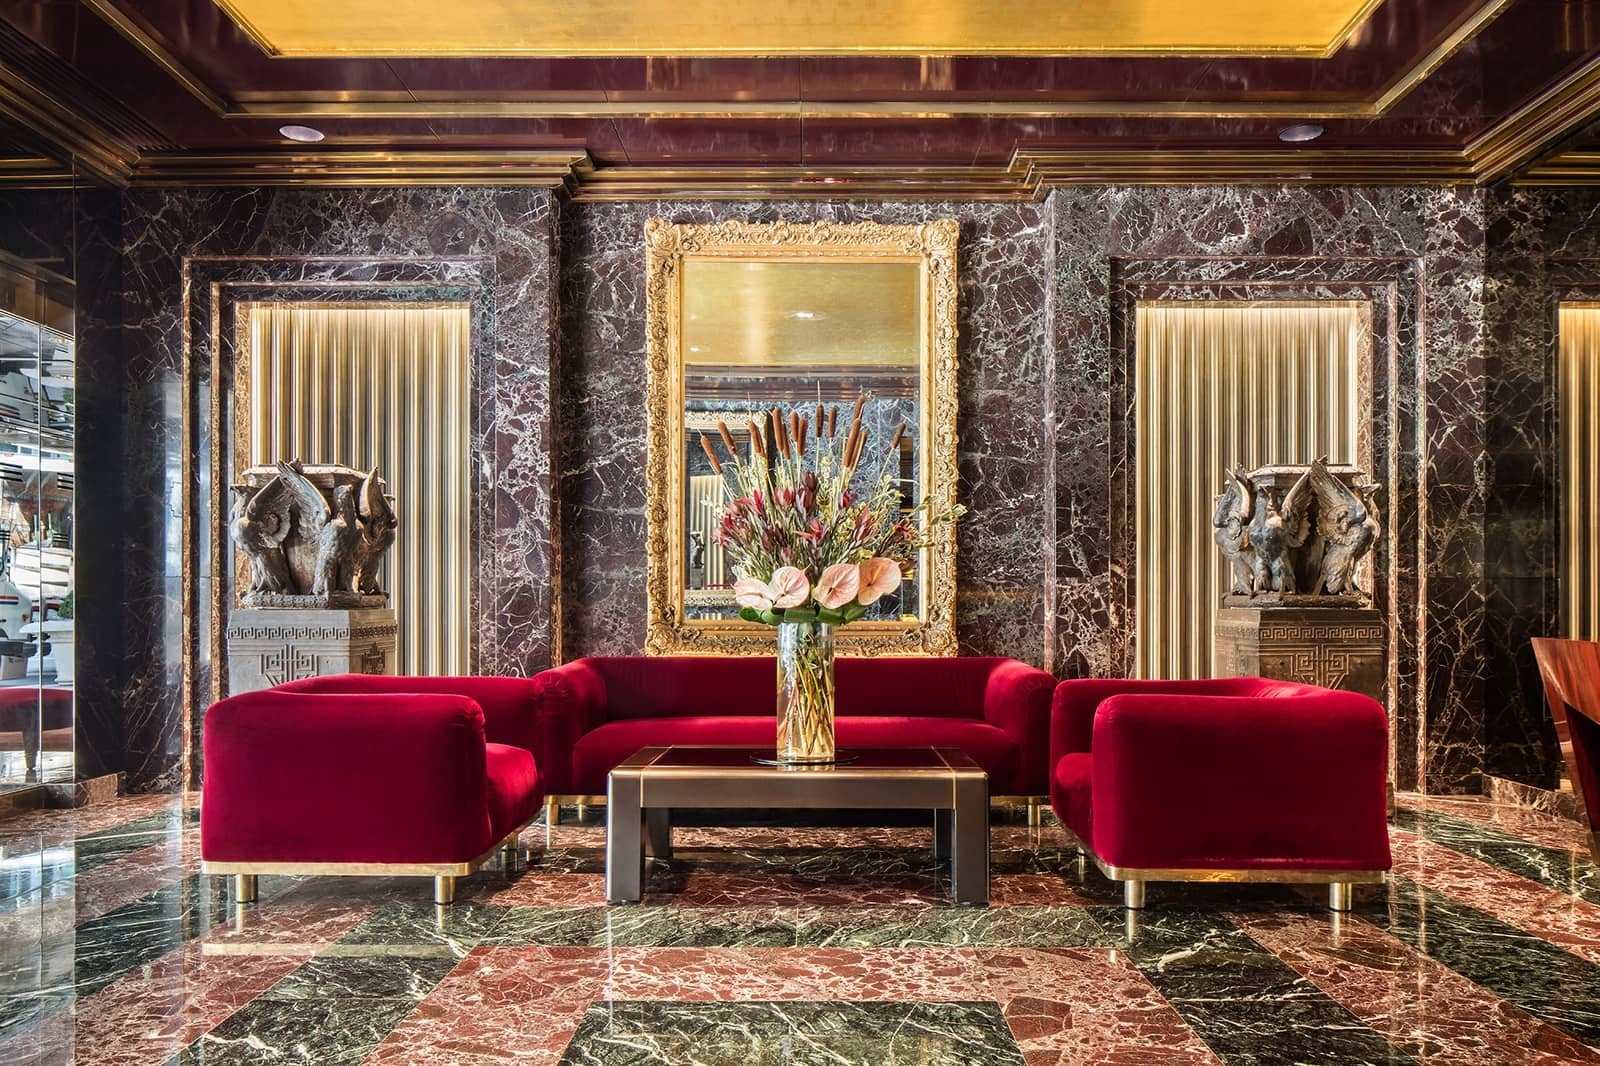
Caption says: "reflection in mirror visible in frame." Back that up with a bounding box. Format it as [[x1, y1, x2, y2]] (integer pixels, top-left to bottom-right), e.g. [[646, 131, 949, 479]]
[[645, 218, 960, 656], [0, 246, 74, 787], [681, 259, 923, 621]]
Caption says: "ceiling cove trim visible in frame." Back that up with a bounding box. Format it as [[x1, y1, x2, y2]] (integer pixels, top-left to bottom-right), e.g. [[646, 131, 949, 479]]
[[83, 0, 1504, 124]]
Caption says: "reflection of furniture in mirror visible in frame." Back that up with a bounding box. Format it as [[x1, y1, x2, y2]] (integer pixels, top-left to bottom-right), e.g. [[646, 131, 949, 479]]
[[0, 250, 74, 785], [645, 218, 959, 655]]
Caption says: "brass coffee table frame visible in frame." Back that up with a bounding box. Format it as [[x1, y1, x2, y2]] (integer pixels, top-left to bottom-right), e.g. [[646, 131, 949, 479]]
[[605, 745, 990, 905]]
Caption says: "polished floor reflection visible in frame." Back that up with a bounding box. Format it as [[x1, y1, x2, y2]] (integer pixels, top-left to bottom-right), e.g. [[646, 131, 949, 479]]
[[1, 794, 1598, 1063]]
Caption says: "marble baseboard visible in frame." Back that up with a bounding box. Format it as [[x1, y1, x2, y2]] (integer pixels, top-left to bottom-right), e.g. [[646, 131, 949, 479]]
[[1485, 773, 1585, 825]]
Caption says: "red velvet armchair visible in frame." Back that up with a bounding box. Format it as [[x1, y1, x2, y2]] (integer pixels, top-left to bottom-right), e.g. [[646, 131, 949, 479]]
[[1050, 677, 1391, 910], [529, 655, 1057, 805], [201, 674, 545, 905]]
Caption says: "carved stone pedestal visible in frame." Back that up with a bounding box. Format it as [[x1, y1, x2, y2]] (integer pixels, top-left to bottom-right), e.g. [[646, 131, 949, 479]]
[[1213, 605, 1385, 702], [226, 607, 397, 696]]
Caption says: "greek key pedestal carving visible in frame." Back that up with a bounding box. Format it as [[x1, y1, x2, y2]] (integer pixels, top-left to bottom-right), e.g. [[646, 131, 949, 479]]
[[1213, 606, 1385, 702], [225, 607, 398, 696]]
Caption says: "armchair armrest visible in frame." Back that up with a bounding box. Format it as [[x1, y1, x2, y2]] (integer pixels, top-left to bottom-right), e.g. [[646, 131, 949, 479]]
[[1050, 677, 1276, 772], [980, 659, 1058, 795], [527, 659, 609, 795], [273, 673, 539, 754], [201, 690, 495, 865], [1090, 690, 1390, 870]]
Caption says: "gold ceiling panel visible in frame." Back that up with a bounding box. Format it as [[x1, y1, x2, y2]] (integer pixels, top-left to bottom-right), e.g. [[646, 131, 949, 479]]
[[214, 0, 1384, 58]]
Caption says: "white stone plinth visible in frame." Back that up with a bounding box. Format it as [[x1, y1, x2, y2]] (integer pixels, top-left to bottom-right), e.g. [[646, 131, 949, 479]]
[[225, 607, 397, 696]]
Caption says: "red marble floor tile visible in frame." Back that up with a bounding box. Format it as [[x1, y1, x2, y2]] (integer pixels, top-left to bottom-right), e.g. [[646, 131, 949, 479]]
[[979, 947, 1221, 1066], [1397, 794, 1589, 853], [598, 946, 986, 1002], [1231, 909, 1600, 1065], [197, 890, 379, 956], [362, 946, 608, 1065], [35, 942, 305, 1066], [1391, 828, 1600, 965], [71, 840, 201, 925], [465, 872, 609, 906], [0, 793, 187, 839]]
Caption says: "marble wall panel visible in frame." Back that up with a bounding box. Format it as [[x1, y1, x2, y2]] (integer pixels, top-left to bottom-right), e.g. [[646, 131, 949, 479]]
[[556, 201, 1052, 663], [1481, 187, 1600, 789], [113, 187, 558, 791], [1046, 186, 1488, 792]]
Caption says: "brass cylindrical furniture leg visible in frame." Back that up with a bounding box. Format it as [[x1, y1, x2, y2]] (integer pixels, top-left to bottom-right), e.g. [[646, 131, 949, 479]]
[[1027, 798, 1042, 827], [234, 874, 258, 904], [546, 796, 560, 824], [1329, 882, 1353, 912], [1123, 879, 1146, 910], [434, 875, 457, 905]]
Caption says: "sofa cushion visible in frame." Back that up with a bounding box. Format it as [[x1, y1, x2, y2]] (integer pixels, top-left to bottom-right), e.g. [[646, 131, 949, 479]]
[[483, 742, 543, 842], [569, 715, 1021, 795], [1052, 753, 1094, 852]]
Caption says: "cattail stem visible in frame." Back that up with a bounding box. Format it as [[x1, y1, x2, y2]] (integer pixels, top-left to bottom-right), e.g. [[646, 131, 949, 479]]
[[699, 433, 724, 474]]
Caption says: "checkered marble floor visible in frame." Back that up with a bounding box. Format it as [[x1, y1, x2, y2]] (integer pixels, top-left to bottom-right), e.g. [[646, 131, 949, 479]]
[[1, 792, 1598, 1064]]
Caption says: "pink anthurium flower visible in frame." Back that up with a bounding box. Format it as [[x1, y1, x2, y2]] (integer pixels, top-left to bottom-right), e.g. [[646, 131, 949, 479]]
[[733, 576, 776, 611], [768, 566, 811, 609], [855, 557, 903, 605], [815, 562, 861, 609]]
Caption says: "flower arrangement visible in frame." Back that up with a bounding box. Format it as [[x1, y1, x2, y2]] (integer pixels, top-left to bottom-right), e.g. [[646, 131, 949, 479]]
[[698, 394, 964, 626]]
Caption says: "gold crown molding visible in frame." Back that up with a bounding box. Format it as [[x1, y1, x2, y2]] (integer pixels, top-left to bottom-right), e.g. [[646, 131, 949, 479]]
[[127, 149, 588, 187], [1468, 53, 1600, 181], [0, 157, 81, 188], [80, 0, 229, 116], [230, 97, 1381, 121], [0, 65, 134, 186], [1513, 151, 1600, 185], [569, 162, 1035, 201], [1018, 147, 1479, 185]]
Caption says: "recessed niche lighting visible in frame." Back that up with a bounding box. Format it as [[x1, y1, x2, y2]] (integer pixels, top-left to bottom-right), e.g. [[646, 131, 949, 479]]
[[1277, 123, 1325, 143], [279, 124, 325, 143], [789, 310, 822, 320], [689, 346, 702, 352]]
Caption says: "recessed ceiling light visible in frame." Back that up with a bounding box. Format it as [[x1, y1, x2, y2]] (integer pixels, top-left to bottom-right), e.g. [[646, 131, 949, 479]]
[[789, 310, 822, 320], [279, 124, 325, 143], [1277, 123, 1325, 143]]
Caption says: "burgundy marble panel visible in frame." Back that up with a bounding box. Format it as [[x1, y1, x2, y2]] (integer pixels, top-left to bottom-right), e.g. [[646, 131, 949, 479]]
[[556, 200, 1051, 664], [116, 187, 558, 791]]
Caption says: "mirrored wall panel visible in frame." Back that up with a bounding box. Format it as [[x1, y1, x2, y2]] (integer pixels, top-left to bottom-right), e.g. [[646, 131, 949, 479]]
[[0, 248, 74, 787]]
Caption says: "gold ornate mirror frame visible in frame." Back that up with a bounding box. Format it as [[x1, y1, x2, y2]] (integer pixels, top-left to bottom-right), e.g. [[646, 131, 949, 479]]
[[643, 217, 960, 656]]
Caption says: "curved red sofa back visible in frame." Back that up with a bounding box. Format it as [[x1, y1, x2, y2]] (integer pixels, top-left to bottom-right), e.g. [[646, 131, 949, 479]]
[[576, 655, 1014, 720]]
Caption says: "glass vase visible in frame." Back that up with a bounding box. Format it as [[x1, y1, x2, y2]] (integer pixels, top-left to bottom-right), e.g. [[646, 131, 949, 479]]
[[775, 621, 836, 764]]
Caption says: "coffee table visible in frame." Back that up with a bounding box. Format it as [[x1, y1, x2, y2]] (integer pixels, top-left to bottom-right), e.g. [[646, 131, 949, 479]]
[[605, 745, 989, 905]]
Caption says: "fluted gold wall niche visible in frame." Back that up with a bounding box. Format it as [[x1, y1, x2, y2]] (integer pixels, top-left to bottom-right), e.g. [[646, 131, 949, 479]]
[[1134, 300, 1370, 679], [1560, 305, 1600, 640], [238, 302, 471, 675]]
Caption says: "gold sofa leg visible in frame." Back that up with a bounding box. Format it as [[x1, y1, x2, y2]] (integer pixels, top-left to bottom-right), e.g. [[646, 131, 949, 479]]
[[1329, 882, 1353, 912], [1027, 797, 1043, 827], [546, 796, 560, 824], [1123, 879, 1146, 909], [434, 875, 457, 905], [233, 874, 258, 904]]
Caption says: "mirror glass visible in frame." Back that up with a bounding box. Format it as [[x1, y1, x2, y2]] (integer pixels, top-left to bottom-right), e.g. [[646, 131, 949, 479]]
[[644, 218, 959, 656], [680, 259, 923, 622], [0, 156, 75, 788]]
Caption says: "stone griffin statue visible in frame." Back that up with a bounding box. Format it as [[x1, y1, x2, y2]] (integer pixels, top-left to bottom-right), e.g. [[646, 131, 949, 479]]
[[1212, 458, 1382, 606], [228, 460, 398, 608]]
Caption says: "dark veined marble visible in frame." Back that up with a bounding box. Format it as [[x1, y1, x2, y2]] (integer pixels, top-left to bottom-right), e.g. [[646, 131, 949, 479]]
[[557, 1000, 1026, 1066]]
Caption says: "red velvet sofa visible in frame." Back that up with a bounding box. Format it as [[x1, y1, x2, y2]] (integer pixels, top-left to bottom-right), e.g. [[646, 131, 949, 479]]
[[1051, 677, 1391, 910], [529, 656, 1057, 800], [201, 674, 545, 905]]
